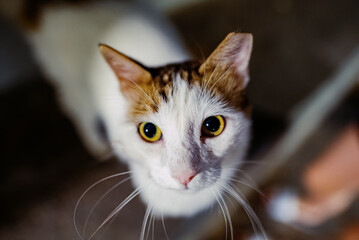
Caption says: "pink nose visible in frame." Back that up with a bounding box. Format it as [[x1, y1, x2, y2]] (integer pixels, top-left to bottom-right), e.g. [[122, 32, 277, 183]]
[[171, 170, 198, 186]]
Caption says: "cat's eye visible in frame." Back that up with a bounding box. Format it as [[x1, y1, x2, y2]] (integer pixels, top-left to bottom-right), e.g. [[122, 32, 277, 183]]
[[138, 122, 162, 142], [201, 115, 225, 138]]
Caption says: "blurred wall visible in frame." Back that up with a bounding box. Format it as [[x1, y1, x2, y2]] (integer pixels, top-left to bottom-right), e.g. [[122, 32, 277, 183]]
[[0, 16, 38, 91]]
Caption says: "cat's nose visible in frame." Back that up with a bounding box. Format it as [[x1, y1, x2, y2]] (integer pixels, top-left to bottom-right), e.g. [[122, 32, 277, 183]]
[[171, 170, 198, 186]]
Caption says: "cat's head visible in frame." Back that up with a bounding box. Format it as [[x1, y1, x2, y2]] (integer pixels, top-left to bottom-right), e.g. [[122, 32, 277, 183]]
[[100, 32, 253, 216]]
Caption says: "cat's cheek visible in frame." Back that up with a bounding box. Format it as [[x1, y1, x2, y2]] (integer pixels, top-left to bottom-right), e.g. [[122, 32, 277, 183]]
[[204, 134, 232, 158], [134, 140, 164, 167]]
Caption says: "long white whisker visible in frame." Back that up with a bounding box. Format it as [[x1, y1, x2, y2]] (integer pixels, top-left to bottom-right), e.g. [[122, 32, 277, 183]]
[[140, 204, 152, 240], [223, 177, 265, 198], [201, 62, 209, 90], [205, 55, 225, 89], [222, 184, 256, 233], [89, 185, 143, 240], [96, 209, 119, 240], [222, 166, 265, 196], [151, 211, 155, 240], [82, 176, 132, 239], [221, 161, 266, 169], [161, 212, 169, 240], [146, 209, 154, 240], [99, 150, 115, 161], [217, 190, 234, 240], [73, 171, 133, 239], [221, 190, 236, 212], [223, 183, 268, 240], [228, 167, 259, 179], [222, 167, 261, 182], [96, 205, 123, 240], [212, 190, 228, 240]]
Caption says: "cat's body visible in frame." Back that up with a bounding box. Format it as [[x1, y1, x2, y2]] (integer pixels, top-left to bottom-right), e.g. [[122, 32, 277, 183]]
[[3, 0, 255, 221], [25, 2, 189, 157]]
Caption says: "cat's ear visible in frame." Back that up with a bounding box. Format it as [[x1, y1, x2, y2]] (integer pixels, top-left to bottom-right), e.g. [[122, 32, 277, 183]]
[[199, 32, 253, 89], [99, 44, 152, 94]]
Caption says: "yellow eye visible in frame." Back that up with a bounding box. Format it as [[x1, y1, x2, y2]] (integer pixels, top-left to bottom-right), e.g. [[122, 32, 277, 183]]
[[138, 122, 162, 142], [201, 115, 225, 138]]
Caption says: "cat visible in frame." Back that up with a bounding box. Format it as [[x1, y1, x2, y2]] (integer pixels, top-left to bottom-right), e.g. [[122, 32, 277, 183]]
[[96, 31, 253, 216], [1, 0, 264, 238]]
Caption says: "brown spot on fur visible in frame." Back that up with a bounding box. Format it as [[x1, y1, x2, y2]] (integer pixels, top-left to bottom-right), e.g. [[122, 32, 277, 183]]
[[159, 90, 168, 102]]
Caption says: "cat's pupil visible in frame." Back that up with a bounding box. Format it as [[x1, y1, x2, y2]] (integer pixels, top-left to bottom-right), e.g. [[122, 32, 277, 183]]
[[204, 116, 220, 132], [143, 123, 157, 138]]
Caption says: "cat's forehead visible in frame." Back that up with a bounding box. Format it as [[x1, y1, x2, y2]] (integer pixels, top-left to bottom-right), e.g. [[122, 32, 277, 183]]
[[129, 61, 201, 118], [128, 60, 249, 121], [150, 61, 201, 88]]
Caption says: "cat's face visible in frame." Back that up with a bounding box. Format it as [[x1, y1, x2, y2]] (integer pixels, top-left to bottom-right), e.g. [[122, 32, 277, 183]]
[[100, 32, 253, 216]]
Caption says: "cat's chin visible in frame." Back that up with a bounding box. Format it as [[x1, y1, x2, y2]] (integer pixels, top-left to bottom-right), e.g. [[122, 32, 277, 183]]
[[162, 183, 212, 194], [141, 181, 221, 217]]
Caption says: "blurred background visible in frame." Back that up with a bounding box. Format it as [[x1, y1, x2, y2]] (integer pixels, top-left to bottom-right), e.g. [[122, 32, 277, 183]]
[[0, 0, 359, 239]]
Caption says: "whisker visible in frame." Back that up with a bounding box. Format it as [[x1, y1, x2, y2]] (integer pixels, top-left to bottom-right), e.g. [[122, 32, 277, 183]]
[[140, 204, 153, 240], [161, 212, 169, 240], [222, 168, 255, 183], [73, 171, 133, 240], [200, 62, 208, 91], [222, 183, 268, 240], [99, 150, 115, 161], [208, 62, 236, 94], [212, 190, 228, 240], [222, 167, 264, 192], [97, 206, 125, 240], [151, 211, 155, 240], [217, 189, 234, 240], [125, 76, 159, 110], [82, 176, 132, 239], [146, 208, 154, 240], [97, 210, 118, 240], [89, 185, 144, 240], [222, 166, 258, 181], [222, 160, 266, 167], [193, 40, 206, 64], [223, 177, 265, 198], [222, 190, 236, 210], [205, 55, 225, 90]]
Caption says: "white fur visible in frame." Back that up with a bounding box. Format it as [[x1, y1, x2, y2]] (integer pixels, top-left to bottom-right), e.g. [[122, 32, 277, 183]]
[[27, 2, 251, 217]]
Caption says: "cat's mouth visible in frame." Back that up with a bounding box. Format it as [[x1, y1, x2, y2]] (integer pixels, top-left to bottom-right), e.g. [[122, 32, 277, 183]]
[[153, 176, 219, 193]]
